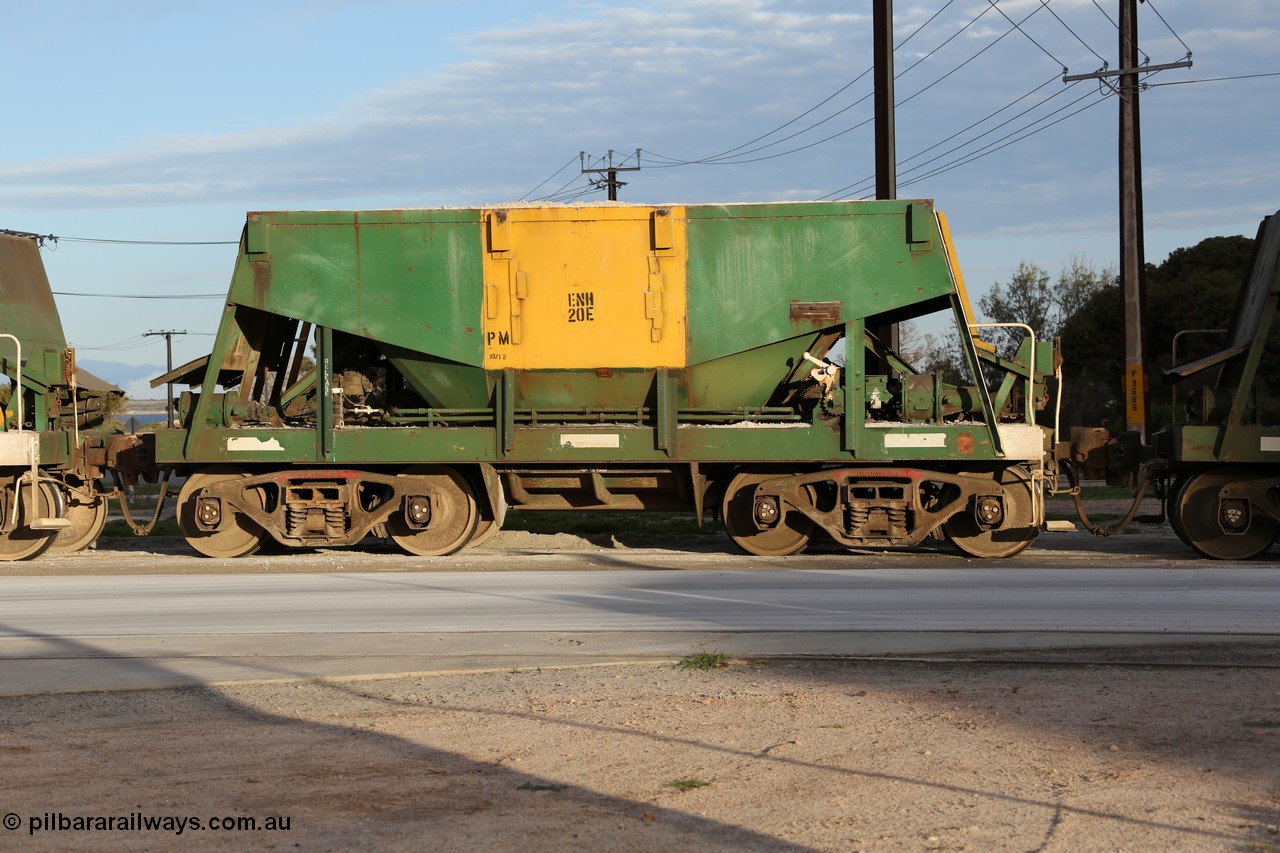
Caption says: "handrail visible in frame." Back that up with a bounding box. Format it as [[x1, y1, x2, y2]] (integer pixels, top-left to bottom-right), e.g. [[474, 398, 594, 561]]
[[0, 333, 23, 433], [0, 333, 35, 530], [966, 322, 1037, 426], [1169, 328, 1225, 418], [966, 322, 1042, 525]]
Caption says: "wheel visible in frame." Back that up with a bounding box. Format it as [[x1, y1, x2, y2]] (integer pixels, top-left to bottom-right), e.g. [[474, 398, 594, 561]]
[[467, 518, 502, 548], [464, 482, 505, 550], [722, 471, 814, 557], [466, 489, 507, 549], [1175, 467, 1278, 560], [0, 480, 59, 561], [178, 467, 266, 558], [945, 467, 1039, 558], [386, 466, 478, 556], [49, 493, 108, 555], [1166, 475, 1192, 547]]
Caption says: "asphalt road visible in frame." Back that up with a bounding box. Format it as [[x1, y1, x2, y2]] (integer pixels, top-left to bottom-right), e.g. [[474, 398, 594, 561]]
[[3, 537, 1279, 695], [6, 565, 1280, 636]]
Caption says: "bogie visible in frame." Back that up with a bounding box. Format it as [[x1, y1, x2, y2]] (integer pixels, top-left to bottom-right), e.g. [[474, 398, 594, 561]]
[[721, 464, 1041, 558]]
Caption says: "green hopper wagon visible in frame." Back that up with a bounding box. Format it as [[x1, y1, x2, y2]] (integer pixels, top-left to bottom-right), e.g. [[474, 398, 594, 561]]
[[152, 200, 1059, 558]]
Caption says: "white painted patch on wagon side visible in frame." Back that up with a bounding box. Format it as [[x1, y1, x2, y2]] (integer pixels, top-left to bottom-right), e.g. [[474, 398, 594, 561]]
[[882, 433, 946, 448], [226, 436, 285, 451], [560, 433, 621, 449]]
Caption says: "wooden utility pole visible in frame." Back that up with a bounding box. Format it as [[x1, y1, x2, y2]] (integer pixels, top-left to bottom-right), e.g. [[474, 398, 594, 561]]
[[872, 0, 899, 359], [1063, 3, 1189, 441], [873, 0, 896, 201], [1118, 0, 1148, 441], [580, 150, 641, 200], [144, 330, 185, 429]]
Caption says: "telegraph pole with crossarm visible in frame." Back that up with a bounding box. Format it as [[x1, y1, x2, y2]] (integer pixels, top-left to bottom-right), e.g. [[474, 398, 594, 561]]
[[1063, 1, 1190, 441], [580, 150, 641, 200], [144, 330, 186, 429]]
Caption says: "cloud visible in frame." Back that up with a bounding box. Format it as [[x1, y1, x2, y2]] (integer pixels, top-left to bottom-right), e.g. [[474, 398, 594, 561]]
[[0, 0, 1273, 258]]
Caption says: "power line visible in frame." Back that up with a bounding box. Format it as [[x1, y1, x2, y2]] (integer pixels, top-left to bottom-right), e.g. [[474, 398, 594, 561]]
[[52, 290, 224, 299], [819, 72, 1068, 200], [71, 335, 152, 352], [74, 332, 213, 352], [828, 83, 1106, 199], [1038, 0, 1108, 68], [643, 0, 981, 168], [646, 2, 1056, 170], [1089, 0, 1149, 64], [539, 180, 598, 204], [1090, 0, 1118, 30], [894, 0, 961, 52], [895, 2, 1049, 111], [895, 90, 1110, 191], [520, 154, 579, 201], [53, 236, 236, 246], [1143, 71, 1280, 89], [986, 0, 1067, 73], [1143, 0, 1192, 57]]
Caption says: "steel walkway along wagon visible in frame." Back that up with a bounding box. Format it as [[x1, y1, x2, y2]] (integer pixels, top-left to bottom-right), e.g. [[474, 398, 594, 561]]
[[153, 200, 1058, 558]]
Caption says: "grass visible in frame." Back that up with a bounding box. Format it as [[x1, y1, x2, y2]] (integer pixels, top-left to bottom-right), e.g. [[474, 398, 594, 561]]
[[674, 651, 730, 670], [1243, 719, 1280, 728], [517, 782, 568, 792], [665, 777, 712, 792], [101, 480, 180, 538], [102, 518, 181, 538]]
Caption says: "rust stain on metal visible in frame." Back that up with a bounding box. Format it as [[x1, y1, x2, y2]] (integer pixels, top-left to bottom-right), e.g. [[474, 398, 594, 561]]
[[789, 301, 842, 323], [957, 432, 974, 455], [250, 261, 272, 308]]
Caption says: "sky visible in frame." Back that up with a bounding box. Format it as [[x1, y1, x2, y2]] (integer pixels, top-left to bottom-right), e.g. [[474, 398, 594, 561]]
[[2, 0, 1276, 399]]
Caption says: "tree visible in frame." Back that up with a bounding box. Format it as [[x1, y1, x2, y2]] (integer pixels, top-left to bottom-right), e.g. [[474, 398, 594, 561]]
[[891, 319, 966, 386], [1057, 233, 1260, 431], [977, 256, 1113, 361], [978, 261, 1055, 360], [1058, 283, 1124, 429]]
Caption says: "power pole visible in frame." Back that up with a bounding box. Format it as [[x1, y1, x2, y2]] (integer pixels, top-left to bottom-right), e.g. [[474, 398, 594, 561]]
[[1064, 3, 1190, 442], [144, 330, 186, 429], [580, 150, 641, 200], [873, 0, 896, 202], [872, 0, 899, 363], [1118, 0, 1148, 442]]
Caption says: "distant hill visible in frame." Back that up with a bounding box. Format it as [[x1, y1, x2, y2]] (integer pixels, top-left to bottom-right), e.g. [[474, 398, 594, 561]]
[[125, 399, 167, 413], [77, 359, 167, 402]]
